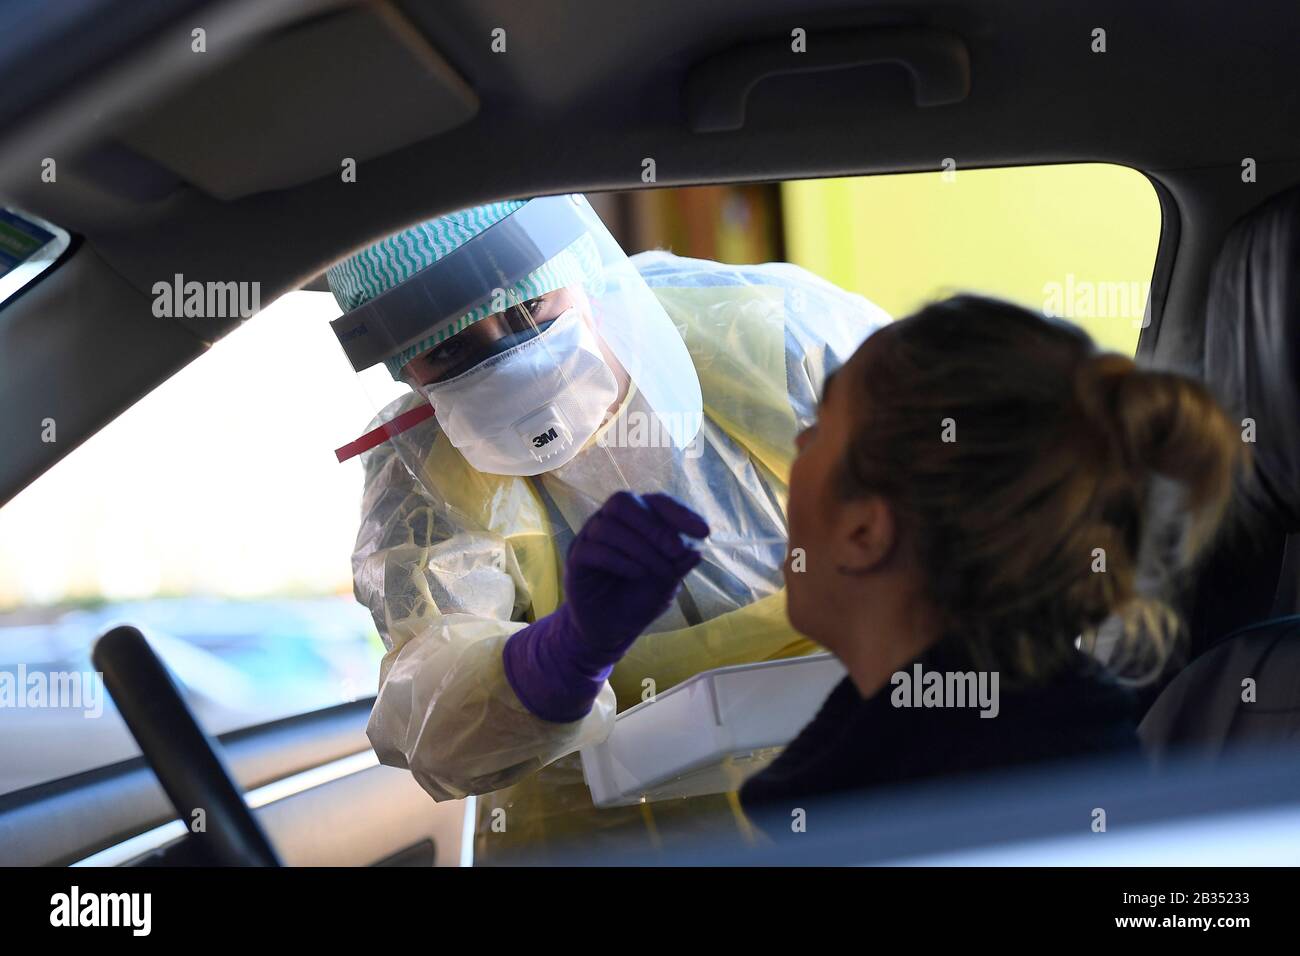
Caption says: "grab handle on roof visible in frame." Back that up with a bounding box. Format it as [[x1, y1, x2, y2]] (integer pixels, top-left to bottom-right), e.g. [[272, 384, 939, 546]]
[[685, 27, 971, 133]]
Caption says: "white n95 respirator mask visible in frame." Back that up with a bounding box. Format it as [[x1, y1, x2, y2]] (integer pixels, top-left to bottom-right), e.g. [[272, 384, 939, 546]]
[[420, 308, 620, 476]]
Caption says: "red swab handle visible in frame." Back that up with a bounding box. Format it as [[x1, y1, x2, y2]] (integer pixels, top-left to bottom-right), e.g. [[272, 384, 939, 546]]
[[334, 403, 436, 463]]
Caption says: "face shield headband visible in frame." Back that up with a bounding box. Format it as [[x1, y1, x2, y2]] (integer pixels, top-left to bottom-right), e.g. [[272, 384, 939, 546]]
[[330, 195, 592, 376]]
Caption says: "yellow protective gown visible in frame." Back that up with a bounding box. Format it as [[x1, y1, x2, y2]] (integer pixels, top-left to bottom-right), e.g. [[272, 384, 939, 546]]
[[354, 252, 889, 861]]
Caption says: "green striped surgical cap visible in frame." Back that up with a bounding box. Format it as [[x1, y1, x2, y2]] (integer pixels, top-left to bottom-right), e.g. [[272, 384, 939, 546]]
[[326, 200, 598, 378]]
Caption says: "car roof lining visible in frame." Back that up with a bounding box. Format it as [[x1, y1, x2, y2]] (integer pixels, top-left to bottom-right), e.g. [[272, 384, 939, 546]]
[[2, 0, 1299, 503]]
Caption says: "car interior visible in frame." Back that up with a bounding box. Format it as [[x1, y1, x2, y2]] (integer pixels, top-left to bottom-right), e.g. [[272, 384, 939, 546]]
[[0, 0, 1298, 866]]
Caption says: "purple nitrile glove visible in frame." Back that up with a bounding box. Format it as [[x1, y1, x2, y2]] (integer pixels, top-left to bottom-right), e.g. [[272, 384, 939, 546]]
[[503, 491, 710, 723]]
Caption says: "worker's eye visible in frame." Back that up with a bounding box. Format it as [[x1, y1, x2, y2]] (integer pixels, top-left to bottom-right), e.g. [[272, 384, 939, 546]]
[[516, 296, 550, 324]]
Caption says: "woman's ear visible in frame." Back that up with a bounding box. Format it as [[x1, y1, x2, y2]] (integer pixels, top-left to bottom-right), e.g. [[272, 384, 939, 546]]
[[836, 495, 898, 576]]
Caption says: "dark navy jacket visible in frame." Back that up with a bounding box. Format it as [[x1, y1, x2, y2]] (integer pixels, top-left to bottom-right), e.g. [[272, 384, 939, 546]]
[[740, 641, 1141, 834]]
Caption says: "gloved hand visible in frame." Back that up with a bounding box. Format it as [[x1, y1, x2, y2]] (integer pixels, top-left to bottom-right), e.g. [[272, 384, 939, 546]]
[[503, 491, 710, 723]]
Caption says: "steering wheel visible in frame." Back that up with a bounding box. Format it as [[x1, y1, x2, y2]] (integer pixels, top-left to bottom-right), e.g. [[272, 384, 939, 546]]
[[93, 625, 281, 866]]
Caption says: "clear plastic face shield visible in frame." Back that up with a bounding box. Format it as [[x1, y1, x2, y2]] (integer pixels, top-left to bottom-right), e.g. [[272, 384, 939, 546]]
[[332, 194, 704, 519]]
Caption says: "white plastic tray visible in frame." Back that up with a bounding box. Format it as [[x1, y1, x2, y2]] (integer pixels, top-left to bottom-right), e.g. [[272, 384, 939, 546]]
[[580, 652, 847, 808]]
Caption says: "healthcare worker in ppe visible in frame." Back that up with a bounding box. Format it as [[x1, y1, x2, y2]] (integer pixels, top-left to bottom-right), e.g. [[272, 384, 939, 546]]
[[327, 194, 890, 861]]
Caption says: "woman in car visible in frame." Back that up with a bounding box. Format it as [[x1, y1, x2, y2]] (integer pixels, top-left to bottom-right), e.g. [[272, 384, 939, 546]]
[[740, 294, 1244, 828]]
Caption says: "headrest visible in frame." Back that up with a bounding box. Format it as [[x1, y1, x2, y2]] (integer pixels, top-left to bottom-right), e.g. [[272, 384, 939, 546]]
[[1205, 186, 1300, 533]]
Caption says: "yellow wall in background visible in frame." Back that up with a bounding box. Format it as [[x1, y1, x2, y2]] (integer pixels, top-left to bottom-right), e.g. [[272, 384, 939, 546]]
[[782, 164, 1162, 355]]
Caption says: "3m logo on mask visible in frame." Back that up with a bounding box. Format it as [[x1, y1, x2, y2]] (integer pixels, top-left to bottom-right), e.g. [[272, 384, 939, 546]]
[[514, 406, 575, 463]]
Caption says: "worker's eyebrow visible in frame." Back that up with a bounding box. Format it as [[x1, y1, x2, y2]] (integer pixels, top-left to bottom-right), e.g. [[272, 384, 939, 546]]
[[820, 367, 838, 405]]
